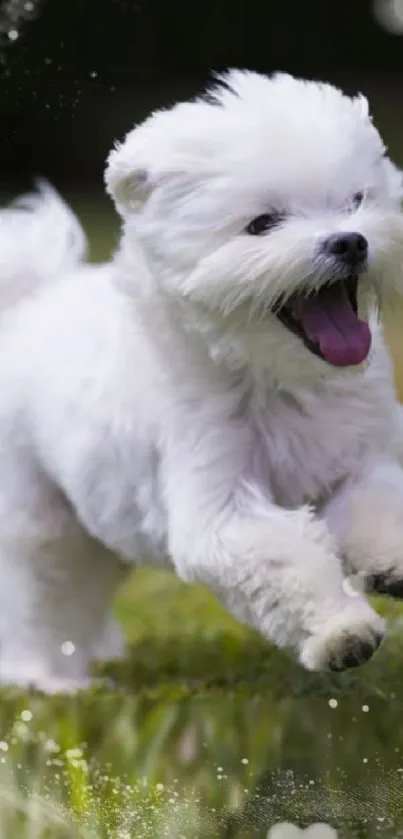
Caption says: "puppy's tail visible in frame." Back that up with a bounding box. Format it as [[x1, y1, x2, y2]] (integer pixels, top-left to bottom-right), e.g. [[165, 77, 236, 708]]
[[0, 179, 88, 310]]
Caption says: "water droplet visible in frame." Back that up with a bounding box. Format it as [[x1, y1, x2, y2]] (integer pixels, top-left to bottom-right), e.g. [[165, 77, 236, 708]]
[[44, 738, 59, 753], [61, 641, 75, 656], [65, 747, 83, 760], [362, 704, 370, 712], [328, 698, 338, 709]]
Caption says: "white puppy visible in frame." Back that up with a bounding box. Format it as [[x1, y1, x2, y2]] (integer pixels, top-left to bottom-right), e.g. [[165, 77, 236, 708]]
[[0, 70, 403, 692]]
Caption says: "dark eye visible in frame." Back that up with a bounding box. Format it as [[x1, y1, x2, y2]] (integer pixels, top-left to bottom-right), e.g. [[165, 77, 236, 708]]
[[246, 213, 282, 235], [352, 191, 365, 209]]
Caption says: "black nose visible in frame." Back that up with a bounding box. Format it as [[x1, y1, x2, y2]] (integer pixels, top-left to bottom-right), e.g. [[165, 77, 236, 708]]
[[323, 232, 368, 267]]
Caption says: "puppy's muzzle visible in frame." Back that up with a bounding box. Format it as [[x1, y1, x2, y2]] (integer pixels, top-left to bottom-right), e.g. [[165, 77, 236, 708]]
[[322, 231, 368, 268]]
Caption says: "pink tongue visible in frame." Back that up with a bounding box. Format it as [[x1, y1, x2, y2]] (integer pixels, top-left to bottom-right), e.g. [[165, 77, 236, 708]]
[[292, 283, 371, 367]]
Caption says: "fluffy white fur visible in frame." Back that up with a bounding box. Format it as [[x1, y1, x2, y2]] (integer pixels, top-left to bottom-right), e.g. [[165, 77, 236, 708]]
[[0, 70, 403, 691]]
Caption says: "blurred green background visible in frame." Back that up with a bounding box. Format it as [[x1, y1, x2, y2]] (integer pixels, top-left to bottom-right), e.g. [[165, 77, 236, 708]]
[[1, 2, 403, 837]]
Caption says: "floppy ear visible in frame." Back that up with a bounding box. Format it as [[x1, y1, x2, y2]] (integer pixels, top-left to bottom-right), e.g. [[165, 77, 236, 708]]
[[104, 139, 153, 216]]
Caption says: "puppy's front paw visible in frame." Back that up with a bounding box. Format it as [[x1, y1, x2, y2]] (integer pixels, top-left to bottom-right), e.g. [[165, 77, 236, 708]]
[[299, 609, 385, 672], [339, 494, 403, 601]]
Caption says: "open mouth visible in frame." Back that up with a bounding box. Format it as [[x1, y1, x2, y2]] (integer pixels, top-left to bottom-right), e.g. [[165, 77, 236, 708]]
[[275, 276, 372, 367]]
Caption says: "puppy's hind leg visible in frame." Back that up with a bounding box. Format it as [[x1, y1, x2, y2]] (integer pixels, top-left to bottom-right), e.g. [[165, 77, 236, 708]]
[[92, 564, 131, 663], [0, 487, 123, 693], [93, 614, 126, 663]]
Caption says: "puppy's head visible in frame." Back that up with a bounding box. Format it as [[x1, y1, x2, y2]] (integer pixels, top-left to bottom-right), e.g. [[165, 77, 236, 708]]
[[105, 70, 403, 375]]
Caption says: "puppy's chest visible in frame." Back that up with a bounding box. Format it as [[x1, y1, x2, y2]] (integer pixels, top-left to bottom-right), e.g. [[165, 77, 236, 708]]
[[249, 384, 381, 507]]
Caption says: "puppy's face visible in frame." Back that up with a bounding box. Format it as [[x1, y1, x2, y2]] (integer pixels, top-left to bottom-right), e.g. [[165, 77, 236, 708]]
[[105, 71, 403, 375]]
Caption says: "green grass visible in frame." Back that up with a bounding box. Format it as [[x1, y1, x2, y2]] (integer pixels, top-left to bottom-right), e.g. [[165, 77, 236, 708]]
[[0, 568, 402, 839], [111, 568, 403, 699], [1, 199, 403, 837]]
